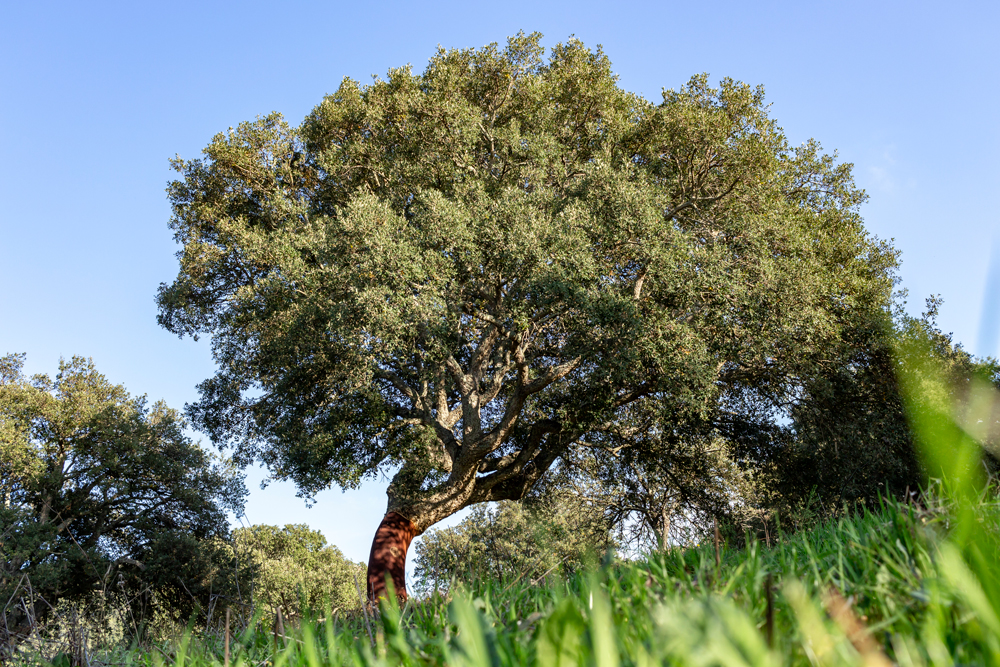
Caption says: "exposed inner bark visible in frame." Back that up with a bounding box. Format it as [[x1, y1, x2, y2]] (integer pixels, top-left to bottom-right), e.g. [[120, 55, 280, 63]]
[[366, 511, 420, 602]]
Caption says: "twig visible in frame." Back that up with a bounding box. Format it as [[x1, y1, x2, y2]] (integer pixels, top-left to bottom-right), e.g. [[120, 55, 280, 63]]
[[501, 552, 560, 594], [530, 556, 569, 587], [272, 607, 285, 656], [3, 575, 26, 618], [176, 577, 198, 607], [713, 519, 721, 570]]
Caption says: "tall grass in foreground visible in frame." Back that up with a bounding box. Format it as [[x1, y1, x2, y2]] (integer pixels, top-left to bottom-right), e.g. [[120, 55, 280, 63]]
[[49, 482, 997, 667]]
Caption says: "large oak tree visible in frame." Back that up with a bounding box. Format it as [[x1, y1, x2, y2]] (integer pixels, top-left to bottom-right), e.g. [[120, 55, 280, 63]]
[[158, 33, 898, 599]]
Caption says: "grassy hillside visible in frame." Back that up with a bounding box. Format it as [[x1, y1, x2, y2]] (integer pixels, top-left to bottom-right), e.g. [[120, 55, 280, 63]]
[[40, 484, 997, 667]]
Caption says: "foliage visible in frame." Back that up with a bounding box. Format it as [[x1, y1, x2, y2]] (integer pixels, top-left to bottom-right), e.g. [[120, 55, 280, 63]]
[[551, 437, 766, 552], [0, 354, 246, 634], [562, 294, 1000, 553], [412, 491, 610, 593], [157, 32, 900, 544], [233, 524, 366, 618]]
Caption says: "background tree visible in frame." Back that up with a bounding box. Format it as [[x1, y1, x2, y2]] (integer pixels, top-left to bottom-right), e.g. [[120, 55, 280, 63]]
[[759, 297, 1000, 519], [0, 354, 246, 634], [412, 492, 610, 594], [232, 524, 365, 619], [157, 33, 899, 599], [553, 441, 753, 553]]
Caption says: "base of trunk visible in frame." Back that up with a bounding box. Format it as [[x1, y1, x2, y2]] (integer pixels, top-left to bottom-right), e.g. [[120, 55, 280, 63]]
[[366, 511, 419, 603]]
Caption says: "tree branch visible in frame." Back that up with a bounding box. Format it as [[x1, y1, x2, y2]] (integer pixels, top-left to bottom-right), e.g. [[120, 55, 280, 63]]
[[445, 355, 482, 441]]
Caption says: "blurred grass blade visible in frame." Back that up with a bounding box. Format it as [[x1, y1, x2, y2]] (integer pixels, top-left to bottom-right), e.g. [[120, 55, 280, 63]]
[[448, 596, 498, 667], [936, 542, 1000, 637], [783, 579, 837, 666], [896, 338, 986, 500], [535, 598, 584, 667], [588, 576, 619, 667]]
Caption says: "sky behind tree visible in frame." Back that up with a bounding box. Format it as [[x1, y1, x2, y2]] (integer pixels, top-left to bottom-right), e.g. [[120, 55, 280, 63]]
[[2, 0, 998, 571]]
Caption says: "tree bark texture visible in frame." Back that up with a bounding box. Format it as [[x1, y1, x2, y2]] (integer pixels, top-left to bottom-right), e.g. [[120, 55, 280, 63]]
[[366, 511, 419, 602]]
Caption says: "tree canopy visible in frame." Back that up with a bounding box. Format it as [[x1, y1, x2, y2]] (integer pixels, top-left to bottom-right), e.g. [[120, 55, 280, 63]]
[[158, 32, 899, 596]]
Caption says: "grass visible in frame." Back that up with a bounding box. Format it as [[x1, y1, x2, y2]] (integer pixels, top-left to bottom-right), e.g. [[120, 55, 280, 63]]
[[59, 482, 999, 667]]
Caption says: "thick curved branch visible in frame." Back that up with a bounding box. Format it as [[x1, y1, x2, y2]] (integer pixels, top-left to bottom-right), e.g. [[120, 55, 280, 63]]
[[468, 430, 567, 504], [475, 418, 561, 482], [445, 355, 482, 441], [472, 354, 580, 459]]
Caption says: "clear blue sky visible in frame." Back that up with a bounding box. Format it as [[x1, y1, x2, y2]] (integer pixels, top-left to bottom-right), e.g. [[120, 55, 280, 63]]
[[2, 0, 998, 570]]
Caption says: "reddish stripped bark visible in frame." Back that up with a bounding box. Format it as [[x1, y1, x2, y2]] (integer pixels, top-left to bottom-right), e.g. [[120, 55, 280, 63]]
[[366, 511, 419, 602]]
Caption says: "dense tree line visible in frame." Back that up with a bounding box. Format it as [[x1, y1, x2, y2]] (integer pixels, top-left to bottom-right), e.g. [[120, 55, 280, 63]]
[[0, 355, 365, 644], [232, 524, 365, 619]]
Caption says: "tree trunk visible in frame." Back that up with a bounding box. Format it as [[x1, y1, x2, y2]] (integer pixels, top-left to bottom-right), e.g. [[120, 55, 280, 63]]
[[660, 503, 670, 552], [366, 511, 419, 602]]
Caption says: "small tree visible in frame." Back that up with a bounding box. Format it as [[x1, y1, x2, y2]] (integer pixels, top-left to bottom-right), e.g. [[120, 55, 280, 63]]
[[233, 524, 365, 618], [412, 495, 609, 593], [0, 354, 246, 631], [158, 33, 898, 598]]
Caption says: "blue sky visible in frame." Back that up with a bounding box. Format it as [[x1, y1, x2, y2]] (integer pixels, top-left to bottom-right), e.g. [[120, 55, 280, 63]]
[[2, 0, 998, 571]]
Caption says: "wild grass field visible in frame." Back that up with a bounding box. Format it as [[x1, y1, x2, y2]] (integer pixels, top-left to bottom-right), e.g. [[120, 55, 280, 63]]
[[25, 479, 996, 667]]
